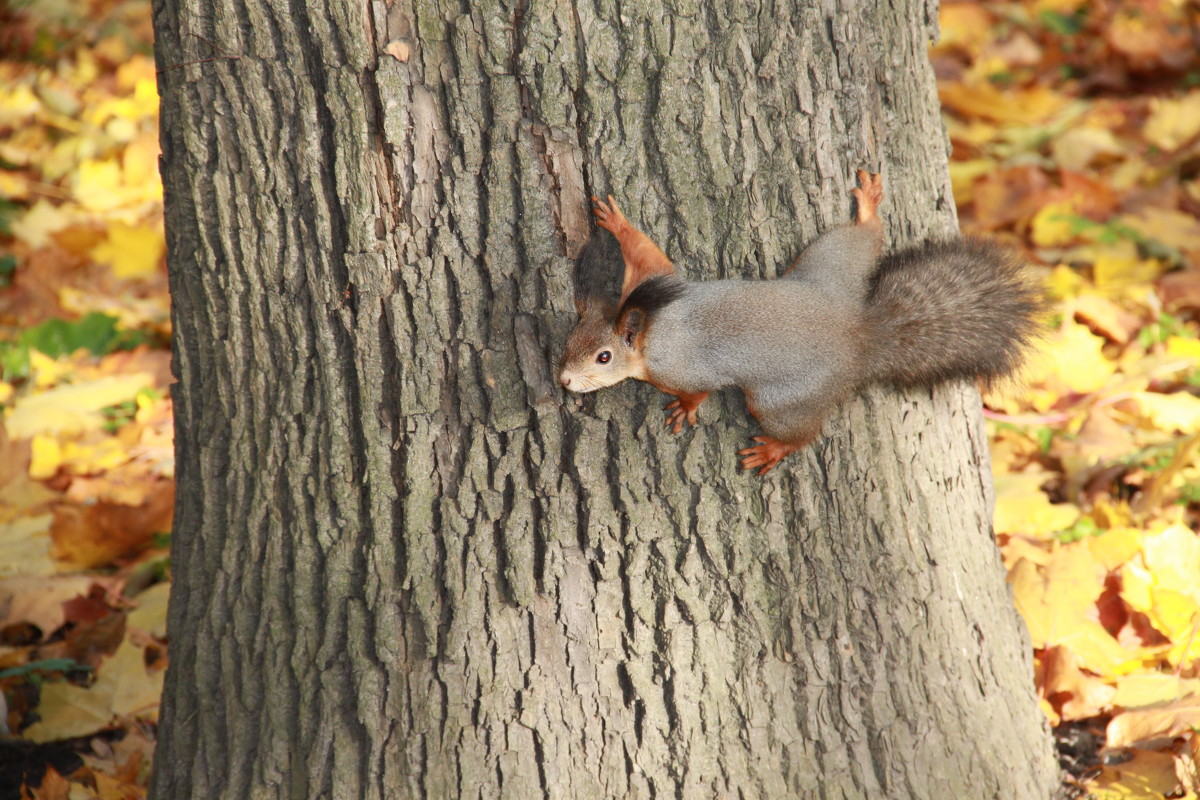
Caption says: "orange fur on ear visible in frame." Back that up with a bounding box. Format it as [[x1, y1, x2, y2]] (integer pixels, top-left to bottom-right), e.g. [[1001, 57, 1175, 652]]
[[591, 195, 675, 303]]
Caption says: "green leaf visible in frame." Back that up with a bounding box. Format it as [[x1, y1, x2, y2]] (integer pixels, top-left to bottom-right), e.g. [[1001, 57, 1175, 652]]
[[1039, 9, 1084, 35]]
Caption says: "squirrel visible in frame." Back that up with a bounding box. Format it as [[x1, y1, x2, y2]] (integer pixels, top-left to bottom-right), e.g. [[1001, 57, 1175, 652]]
[[558, 170, 1041, 474]]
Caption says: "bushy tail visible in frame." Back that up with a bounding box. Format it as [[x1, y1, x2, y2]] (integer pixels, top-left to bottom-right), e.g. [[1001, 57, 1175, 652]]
[[862, 239, 1043, 388]]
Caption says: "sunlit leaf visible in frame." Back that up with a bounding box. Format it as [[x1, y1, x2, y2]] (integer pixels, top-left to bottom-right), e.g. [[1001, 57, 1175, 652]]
[[6, 373, 153, 438], [1143, 90, 1200, 152], [90, 221, 164, 279]]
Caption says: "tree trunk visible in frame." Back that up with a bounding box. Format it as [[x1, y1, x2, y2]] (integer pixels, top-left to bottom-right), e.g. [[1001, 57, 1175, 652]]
[[150, 0, 1060, 798]]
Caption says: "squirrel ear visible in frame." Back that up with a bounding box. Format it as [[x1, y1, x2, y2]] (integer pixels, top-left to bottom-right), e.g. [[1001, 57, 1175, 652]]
[[620, 308, 646, 346]]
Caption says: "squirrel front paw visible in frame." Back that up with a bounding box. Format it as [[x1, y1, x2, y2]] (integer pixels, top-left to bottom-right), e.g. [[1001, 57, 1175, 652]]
[[852, 171, 884, 225], [663, 392, 709, 434], [737, 436, 802, 476], [591, 195, 630, 234]]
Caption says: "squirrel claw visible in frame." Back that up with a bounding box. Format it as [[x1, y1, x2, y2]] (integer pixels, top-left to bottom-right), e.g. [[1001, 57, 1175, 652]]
[[737, 436, 801, 475]]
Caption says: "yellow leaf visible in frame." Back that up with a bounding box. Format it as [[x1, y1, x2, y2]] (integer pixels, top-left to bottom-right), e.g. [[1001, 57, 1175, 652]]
[[1085, 749, 1184, 797], [994, 473, 1081, 538], [1043, 544, 1106, 619], [1144, 90, 1200, 152], [936, 4, 995, 51], [96, 640, 163, 720], [1052, 319, 1117, 394], [1060, 619, 1137, 678], [90, 222, 164, 279], [122, 133, 161, 203], [0, 83, 40, 126], [22, 680, 115, 743], [1121, 561, 1154, 613], [1143, 525, 1200, 597], [1126, 392, 1200, 433], [29, 350, 76, 390], [1031, 200, 1079, 247], [1150, 587, 1199, 642], [0, 382, 12, 405], [1088, 527, 1142, 572], [0, 171, 29, 201], [28, 434, 63, 479], [116, 56, 157, 94], [939, 81, 1070, 124], [1093, 253, 1166, 287], [6, 374, 153, 438], [1046, 264, 1087, 300], [74, 158, 124, 212], [1166, 336, 1200, 361], [1011, 559, 1053, 647], [127, 582, 170, 638], [61, 436, 129, 474], [1112, 673, 1200, 709], [1012, 542, 1134, 677], [947, 159, 995, 204]]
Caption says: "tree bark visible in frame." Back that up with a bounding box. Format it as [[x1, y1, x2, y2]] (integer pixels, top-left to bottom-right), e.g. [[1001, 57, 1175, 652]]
[[151, 0, 1060, 798]]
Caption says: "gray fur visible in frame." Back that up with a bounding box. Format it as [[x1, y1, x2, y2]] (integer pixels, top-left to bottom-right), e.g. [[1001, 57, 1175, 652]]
[[562, 219, 1039, 447], [638, 231, 1037, 442]]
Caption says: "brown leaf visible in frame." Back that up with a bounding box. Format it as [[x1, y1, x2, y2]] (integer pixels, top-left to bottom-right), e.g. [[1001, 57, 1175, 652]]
[[50, 480, 173, 568], [1107, 695, 1200, 747], [1158, 269, 1200, 312], [969, 166, 1051, 230], [1043, 644, 1117, 721], [0, 576, 98, 638], [22, 766, 70, 800]]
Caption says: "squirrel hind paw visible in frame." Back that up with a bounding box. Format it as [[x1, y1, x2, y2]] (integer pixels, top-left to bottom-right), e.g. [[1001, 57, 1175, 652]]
[[852, 171, 884, 225], [737, 436, 802, 476]]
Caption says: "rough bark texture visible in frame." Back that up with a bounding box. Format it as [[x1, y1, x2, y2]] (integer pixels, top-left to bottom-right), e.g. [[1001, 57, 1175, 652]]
[[151, 0, 1060, 798]]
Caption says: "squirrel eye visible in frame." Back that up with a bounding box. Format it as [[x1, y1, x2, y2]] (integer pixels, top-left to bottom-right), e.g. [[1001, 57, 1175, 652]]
[[596, 351, 612, 364]]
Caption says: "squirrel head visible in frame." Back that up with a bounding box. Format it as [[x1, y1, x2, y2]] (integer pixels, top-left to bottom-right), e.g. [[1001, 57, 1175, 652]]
[[558, 301, 648, 392]]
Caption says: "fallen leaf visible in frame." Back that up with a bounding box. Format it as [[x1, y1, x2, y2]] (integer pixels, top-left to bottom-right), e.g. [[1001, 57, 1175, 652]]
[[939, 81, 1070, 125], [1107, 695, 1200, 747], [6, 374, 154, 439], [1085, 748, 1184, 797], [1143, 90, 1200, 152], [1043, 644, 1117, 720], [1112, 673, 1200, 710], [0, 575, 97, 637], [22, 680, 115, 743], [1051, 126, 1124, 172], [23, 766, 71, 800], [89, 222, 163, 279], [993, 472, 1081, 538], [50, 479, 174, 568], [126, 582, 169, 639], [97, 639, 162, 719], [0, 513, 57, 578]]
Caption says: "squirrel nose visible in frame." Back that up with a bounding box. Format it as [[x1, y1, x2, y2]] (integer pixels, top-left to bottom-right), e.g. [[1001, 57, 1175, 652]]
[[560, 375, 572, 389]]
